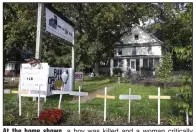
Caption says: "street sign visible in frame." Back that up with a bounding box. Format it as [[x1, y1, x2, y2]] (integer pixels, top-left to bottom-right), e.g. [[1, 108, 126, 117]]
[[45, 8, 74, 43]]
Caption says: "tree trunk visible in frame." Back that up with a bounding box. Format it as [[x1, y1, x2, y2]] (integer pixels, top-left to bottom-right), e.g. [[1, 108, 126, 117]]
[[94, 60, 100, 76]]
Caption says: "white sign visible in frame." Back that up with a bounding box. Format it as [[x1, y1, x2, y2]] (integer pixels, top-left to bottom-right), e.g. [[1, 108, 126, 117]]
[[49, 67, 73, 92], [19, 63, 73, 97], [75, 72, 83, 81], [46, 8, 74, 43], [20, 63, 49, 97]]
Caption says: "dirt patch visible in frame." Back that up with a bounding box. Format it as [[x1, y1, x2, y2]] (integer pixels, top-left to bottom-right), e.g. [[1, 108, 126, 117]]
[[70, 84, 117, 103]]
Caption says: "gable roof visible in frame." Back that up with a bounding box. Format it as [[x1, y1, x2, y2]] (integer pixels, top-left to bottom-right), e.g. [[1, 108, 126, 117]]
[[119, 24, 164, 45]]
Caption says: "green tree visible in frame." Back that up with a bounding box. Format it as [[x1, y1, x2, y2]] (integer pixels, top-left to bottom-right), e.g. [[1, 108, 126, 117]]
[[156, 52, 173, 88]]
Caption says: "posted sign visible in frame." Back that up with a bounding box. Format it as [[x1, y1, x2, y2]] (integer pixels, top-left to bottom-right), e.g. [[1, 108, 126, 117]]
[[19, 63, 73, 97], [75, 72, 83, 81], [45, 8, 74, 43]]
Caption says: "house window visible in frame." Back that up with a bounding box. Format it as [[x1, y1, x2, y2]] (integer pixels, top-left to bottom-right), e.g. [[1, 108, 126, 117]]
[[134, 34, 139, 40], [114, 60, 118, 67], [131, 61, 135, 69], [118, 49, 122, 55], [143, 59, 148, 68], [132, 47, 136, 55], [119, 59, 123, 67], [127, 59, 130, 67], [149, 58, 153, 70], [148, 46, 152, 54], [114, 59, 123, 67]]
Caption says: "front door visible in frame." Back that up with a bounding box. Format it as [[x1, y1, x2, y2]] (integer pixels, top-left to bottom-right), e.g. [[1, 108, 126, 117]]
[[130, 59, 136, 73]]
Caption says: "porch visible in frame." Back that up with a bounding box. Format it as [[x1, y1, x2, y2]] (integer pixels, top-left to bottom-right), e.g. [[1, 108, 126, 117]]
[[110, 56, 162, 77]]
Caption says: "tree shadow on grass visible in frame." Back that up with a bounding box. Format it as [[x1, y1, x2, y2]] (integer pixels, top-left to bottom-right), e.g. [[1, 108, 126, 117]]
[[47, 94, 74, 101]]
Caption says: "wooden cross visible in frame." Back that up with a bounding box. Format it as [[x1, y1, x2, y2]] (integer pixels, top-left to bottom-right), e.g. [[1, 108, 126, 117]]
[[70, 86, 88, 116], [119, 88, 141, 123], [96, 87, 115, 121], [4, 86, 28, 116], [149, 87, 171, 125], [4, 89, 28, 94]]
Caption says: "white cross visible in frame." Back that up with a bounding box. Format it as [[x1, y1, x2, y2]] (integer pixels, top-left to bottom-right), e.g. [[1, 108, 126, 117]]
[[52, 89, 70, 109], [4, 88, 28, 116], [119, 88, 141, 123], [96, 87, 115, 121], [149, 87, 171, 125], [69, 86, 88, 116]]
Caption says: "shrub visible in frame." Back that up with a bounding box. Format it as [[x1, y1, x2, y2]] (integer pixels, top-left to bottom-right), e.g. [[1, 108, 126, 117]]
[[66, 108, 103, 125], [37, 109, 64, 125], [113, 68, 123, 76]]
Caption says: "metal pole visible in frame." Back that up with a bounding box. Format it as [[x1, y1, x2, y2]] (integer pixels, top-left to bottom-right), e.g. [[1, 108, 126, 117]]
[[37, 85, 40, 117], [186, 111, 189, 125], [128, 88, 131, 123], [35, 3, 44, 59], [78, 86, 81, 115], [158, 87, 160, 125], [104, 87, 107, 121], [34, 3, 44, 101], [19, 84, 22, 116], [72, 31, 75, 90]]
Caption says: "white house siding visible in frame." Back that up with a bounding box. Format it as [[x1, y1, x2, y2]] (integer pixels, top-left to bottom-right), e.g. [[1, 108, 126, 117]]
[[152, 46, 162, 56], [115, 45, 161, 56], [121, 26, 157, 44]]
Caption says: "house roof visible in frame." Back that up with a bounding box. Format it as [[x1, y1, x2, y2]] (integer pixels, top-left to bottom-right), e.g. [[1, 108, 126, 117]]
[[118, 24, 164, 45]]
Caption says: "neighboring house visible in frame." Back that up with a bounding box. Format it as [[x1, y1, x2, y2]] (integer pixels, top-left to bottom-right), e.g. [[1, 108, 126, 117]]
[[4, 47, 33, 77], [110, 24, 163, 76], [4, 61, 23, 77]]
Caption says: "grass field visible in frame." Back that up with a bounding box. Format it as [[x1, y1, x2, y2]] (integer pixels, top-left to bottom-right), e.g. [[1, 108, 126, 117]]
[[3, 76, 185, 125]]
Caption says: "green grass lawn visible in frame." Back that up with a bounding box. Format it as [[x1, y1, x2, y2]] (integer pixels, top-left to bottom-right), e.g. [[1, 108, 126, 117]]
[[3, 77, 185, 125], [84, 83, 181, 125]]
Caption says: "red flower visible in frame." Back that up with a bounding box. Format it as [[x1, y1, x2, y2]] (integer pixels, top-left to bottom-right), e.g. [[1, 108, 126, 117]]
[[37, 109, 64, 125]]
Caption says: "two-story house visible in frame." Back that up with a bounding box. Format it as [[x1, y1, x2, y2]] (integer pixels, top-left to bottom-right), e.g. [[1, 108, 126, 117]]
[[110, 24, 163, 76]]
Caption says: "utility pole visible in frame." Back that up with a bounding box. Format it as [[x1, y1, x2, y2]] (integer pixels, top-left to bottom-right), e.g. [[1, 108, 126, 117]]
[[35, 3, 44, 59], [33, 3, 44, 101]]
